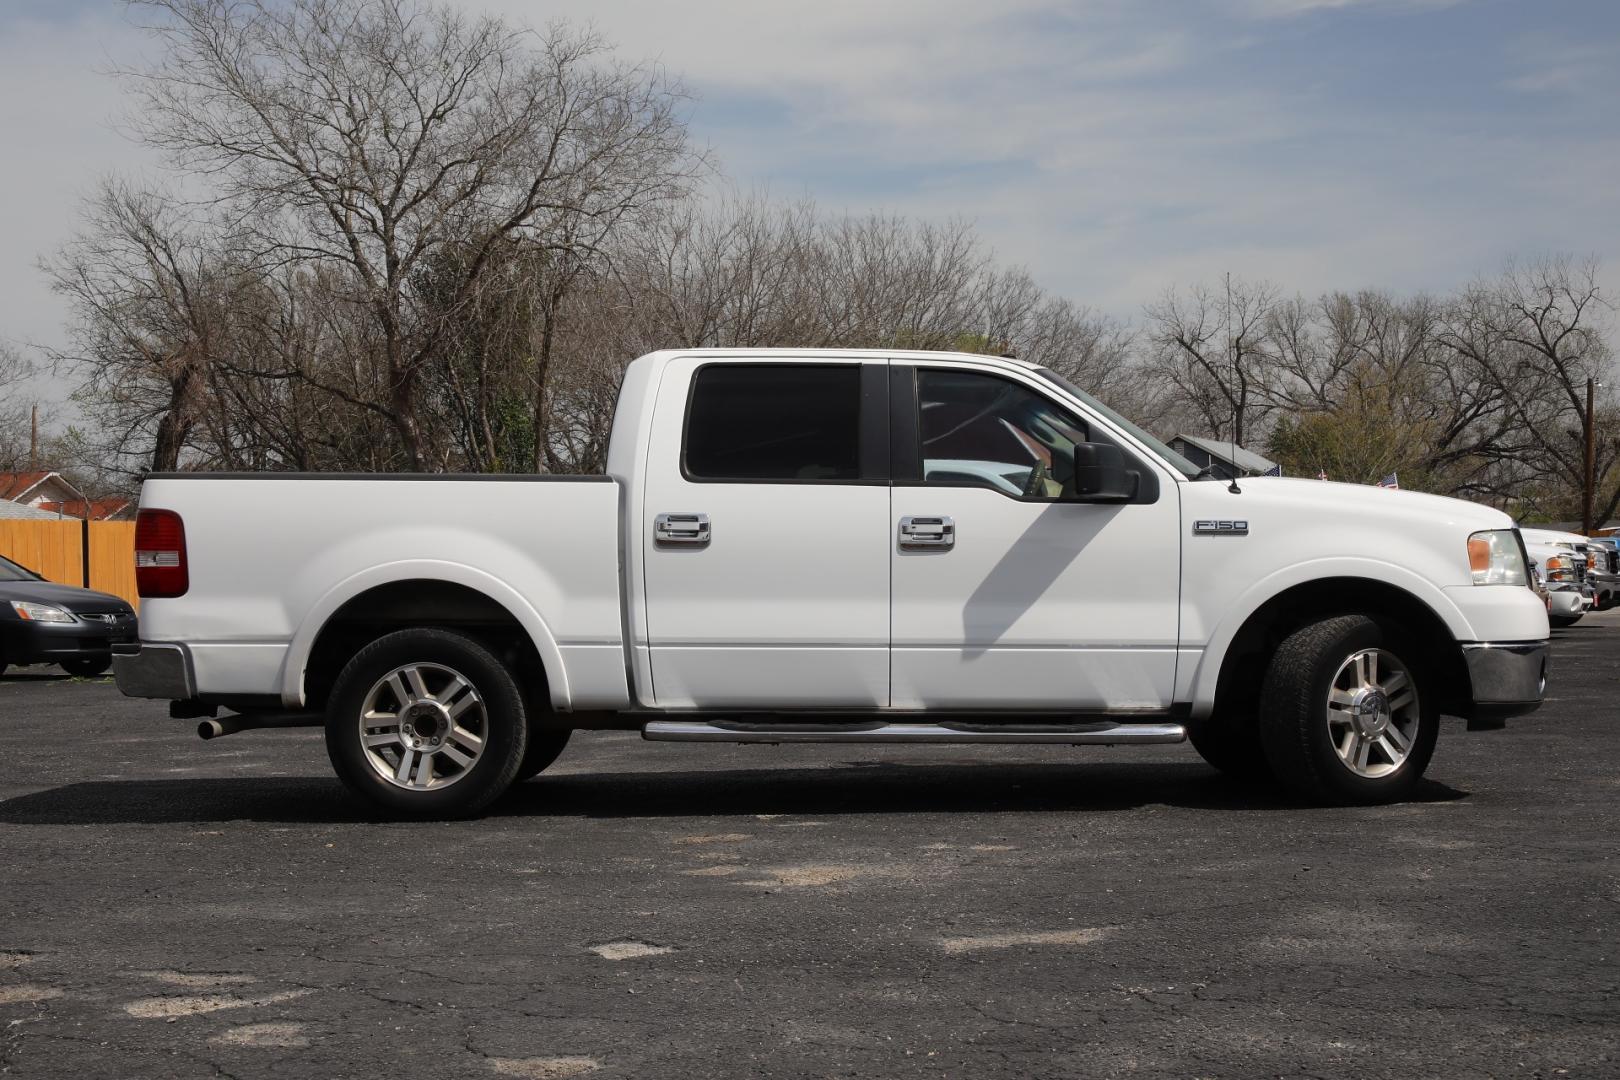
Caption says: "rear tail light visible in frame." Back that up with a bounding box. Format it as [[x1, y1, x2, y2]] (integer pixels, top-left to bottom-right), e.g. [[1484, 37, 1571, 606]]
[[135, 508, 189, 598]]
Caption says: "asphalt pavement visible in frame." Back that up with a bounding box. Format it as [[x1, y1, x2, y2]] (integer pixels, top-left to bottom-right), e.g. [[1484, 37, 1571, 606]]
[[1, 614, 1617, 1079]]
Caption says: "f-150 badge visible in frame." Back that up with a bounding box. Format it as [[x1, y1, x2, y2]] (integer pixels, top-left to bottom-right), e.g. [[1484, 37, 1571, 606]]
[[1193, 520, 1249, 535]]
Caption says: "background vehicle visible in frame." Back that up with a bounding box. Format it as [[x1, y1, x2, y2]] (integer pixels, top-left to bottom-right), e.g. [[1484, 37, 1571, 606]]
[[0, 554, 138, 678], [1521, 528, 1593, 628], [1585, 536, 1618, 610], [115, 349, 1550, 817]]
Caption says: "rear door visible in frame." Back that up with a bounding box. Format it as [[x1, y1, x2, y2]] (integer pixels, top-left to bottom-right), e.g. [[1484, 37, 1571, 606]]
[[640, 357, 891, 708]]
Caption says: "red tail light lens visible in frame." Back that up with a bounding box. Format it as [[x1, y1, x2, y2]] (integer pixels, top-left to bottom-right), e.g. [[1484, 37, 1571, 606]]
[[135, 508, 188, 598]]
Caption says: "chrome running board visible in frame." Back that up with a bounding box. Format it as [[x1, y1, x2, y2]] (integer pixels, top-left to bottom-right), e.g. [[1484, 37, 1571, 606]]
[[642, 720, 1187, 745]]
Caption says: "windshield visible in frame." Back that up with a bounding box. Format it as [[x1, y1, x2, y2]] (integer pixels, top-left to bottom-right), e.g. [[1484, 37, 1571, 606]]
[[0, 555, 40, 582], [1037, 368, 1202, 479]]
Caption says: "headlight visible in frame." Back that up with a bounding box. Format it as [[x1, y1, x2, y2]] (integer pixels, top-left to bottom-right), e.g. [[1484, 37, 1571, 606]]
[[1467, 530, 1527, 586], [1543, 555, 1571, 582], [9, 601, 78, 624]]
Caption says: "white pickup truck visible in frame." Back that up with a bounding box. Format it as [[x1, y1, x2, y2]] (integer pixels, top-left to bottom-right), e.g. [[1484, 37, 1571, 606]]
[[115, 349, 1550, 817]]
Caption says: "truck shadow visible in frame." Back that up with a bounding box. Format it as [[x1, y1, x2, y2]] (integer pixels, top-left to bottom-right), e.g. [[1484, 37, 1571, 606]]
[[0, 762, 1468, 826]]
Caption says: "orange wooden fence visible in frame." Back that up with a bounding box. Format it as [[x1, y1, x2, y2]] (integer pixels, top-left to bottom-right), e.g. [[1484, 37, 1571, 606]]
[[0, 519, 140, 609]]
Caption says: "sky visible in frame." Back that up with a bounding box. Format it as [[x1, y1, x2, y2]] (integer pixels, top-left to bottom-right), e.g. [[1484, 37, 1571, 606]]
[[2, 0, 1617, 418]]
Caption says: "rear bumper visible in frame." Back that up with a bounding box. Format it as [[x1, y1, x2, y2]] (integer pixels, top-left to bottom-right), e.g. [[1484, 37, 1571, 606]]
[[112, 642, 195, 700], [1461, 640, 1548, 729]]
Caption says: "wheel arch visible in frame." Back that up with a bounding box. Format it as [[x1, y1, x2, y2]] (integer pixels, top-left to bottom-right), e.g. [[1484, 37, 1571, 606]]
[[284, 562, 568, 711], [1194, 572, 1472, 721]]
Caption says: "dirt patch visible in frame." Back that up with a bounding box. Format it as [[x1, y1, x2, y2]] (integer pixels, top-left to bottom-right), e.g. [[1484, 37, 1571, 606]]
[[488, 1057, 599, 1078], [0, 952, 35, 970], [209, 1022, 310, 1048], [135, 971, 258, 989], [124, 988, 311, 1019], [588, 941, 673, 961], [941, 928, 1108, 954], [672, 833, 751, 845], [738, 864, 878, 888], [680, 866, 740, 877], [0, 984, 62, 1005]]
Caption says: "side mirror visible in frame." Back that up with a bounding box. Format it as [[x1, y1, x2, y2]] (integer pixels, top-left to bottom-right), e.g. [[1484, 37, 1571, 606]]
[[1068, 442, 1136, 503]]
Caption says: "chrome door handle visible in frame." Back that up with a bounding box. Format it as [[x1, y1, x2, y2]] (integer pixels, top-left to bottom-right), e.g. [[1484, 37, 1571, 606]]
[[898, 515, 954, 549], [655, 512, 711, 545]]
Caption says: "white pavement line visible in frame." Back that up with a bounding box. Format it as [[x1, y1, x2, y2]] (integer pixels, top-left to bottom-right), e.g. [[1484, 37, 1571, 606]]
[[124, 988, 312, 1019], [940, 928, 1109, 954]]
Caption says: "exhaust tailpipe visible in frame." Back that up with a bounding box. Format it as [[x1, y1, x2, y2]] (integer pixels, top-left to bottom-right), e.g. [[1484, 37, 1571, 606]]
[[197, 713, 323, 740]]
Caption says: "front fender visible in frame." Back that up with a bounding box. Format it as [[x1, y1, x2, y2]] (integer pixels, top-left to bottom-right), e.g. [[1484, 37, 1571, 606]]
[[281, 559, 569, 710], [1185, 557, 1473, 719]]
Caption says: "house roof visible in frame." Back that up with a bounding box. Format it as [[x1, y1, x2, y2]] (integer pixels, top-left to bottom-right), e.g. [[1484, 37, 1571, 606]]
[[1170, 434, 1277, 475], [0, 470, 87, 504], [37, 497, 133, 521], [0, 497, 61, 520], [0, 471, 53, 502]]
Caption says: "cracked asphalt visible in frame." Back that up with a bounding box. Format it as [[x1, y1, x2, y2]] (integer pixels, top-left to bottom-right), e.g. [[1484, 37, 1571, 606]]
[[2, 613, 1617, 1079]]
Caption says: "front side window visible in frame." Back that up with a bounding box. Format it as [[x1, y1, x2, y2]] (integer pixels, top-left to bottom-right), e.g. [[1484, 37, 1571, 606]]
[[684, 364, 862, 482], [918, 369, 1089, 499]]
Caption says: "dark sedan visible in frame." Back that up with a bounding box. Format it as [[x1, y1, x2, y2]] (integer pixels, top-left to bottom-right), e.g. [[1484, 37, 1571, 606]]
[[0, 554, 138, 678]]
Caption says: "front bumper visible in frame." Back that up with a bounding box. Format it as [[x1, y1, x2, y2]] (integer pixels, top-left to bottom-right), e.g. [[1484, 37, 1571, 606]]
[[1462, 640, 1548, 728], [1, 614, 139, 665], [112, 642, 195, 700]]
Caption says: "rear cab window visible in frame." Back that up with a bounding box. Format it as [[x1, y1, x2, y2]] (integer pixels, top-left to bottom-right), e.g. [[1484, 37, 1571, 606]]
[[683, 364, 868, 482]]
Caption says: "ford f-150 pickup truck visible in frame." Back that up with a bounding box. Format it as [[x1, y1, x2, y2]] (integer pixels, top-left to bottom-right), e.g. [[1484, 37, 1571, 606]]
[[114, 349, 1550, 817]]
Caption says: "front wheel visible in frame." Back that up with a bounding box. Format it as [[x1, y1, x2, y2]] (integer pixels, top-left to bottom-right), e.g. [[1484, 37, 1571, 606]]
[[1549, 613, 1582, 628], [325, 628, 528, 819], [1258, 615, 1438, 805], [61, 657, 111, 678]]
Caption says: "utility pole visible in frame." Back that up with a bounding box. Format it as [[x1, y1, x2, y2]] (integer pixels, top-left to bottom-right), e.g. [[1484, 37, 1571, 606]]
[[29, 405, 38, 472], [1582, 376, 1596, 536]]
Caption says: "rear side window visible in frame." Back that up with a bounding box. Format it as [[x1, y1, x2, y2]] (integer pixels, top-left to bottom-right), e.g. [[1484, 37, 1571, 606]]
[[684, 365, 862, 482]]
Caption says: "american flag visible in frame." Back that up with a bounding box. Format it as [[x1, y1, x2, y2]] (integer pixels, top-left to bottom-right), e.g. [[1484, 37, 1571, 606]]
[[1316, 468, 1328, 481], [1376, 472, 1399, 489], [1261, 463, 1282, 477]]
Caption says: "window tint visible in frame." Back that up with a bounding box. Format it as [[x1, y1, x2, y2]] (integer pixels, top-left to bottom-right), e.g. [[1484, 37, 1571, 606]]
[[685, 364, 862, 482], [918, 369, 1089, 499]]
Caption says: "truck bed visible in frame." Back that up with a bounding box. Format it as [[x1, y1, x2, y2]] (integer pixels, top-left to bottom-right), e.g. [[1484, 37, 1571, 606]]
[[135, 473, 627, 709]]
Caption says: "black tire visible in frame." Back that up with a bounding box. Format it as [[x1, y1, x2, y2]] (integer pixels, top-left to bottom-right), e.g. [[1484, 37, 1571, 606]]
[[1188, 711, 1275, 783], [61, 658, 111, 678], [515, 728, 572, 783], [324, 628, 528, 819], [1549, 614, 1582, 628], [1258, 614, 1439, 805]]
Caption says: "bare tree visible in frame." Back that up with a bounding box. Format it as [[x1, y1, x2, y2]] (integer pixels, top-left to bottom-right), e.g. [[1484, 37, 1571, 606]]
[[1441, 256, 1619, 524], [44, 181, 239, 473], [1143, 277, 1279, 446], [123, 0, 700, 470]]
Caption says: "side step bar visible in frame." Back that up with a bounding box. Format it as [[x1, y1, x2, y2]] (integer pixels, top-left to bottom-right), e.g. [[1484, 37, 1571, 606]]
[[642, 720, 1187, 745]]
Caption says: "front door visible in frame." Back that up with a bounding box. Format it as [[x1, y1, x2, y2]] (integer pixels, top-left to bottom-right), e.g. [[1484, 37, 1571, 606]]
[[889, 362, 1181, 710], [641, 357, 892, 709]]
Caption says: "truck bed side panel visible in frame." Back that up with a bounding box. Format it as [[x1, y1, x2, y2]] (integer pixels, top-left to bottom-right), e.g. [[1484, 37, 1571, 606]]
[[134, 476, 627, 710]]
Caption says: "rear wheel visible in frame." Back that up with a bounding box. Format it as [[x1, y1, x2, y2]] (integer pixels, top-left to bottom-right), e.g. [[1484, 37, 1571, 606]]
[[1549, 613, 1582, 628], [325, 628, 528, 819], [1258, 615, 1438, 805], [61, 658, 111, 678]]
